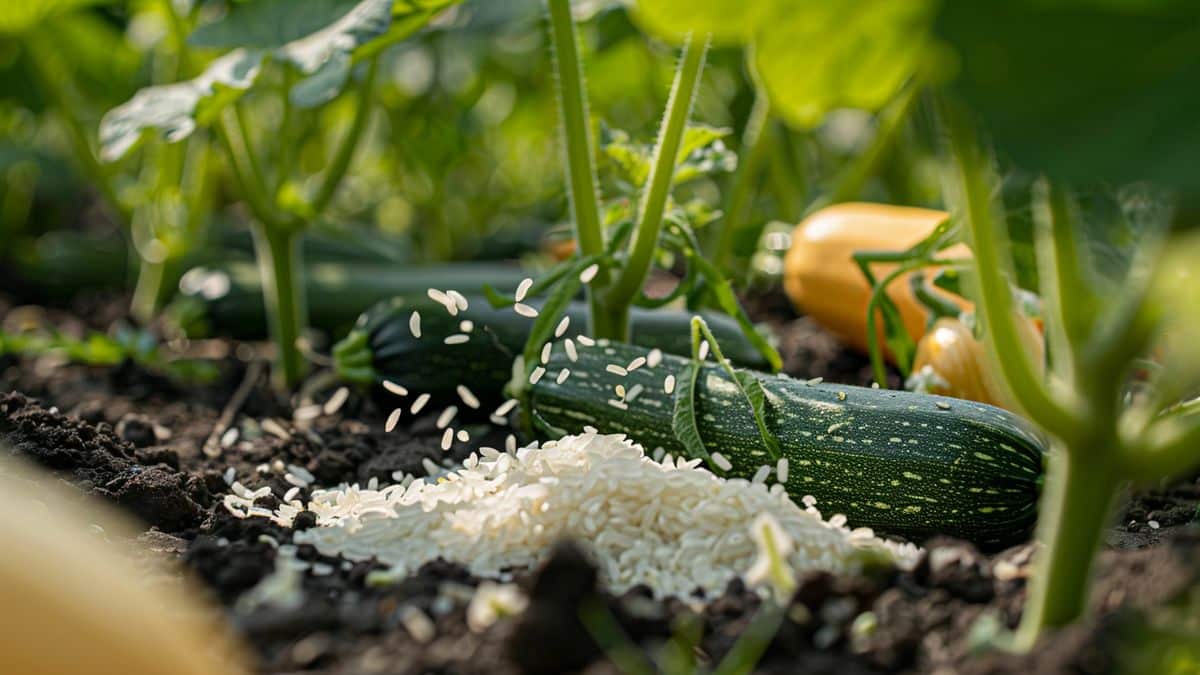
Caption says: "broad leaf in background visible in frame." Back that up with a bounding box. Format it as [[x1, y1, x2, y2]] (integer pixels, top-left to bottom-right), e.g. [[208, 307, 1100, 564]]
[[190, 0, 459, 108], [754, 0, 933, 128], [936, 2, 1200, 197], [102, 0, 461, 159], [0, 0, 107, 34], [631, 0, 935, 129], [99, 49, 263, 161]]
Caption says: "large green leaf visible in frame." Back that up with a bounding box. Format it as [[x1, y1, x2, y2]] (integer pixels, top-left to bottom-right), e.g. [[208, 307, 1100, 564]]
[[631, 0, 934, 129], [754, 0, 933, 129], [99, 49, 264, 161], [631, 0, 772, 45], [936, 2, 1200, 195], [189, 0, 459, 108], [0, 0, 107, 35]]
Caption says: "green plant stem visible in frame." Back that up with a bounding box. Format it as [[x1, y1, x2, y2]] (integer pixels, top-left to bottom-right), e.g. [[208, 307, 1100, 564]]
[[311, 57, 379, 216], [1033, 180, 1085, 385], [251, 224, 308, 390], [130, 256, 173, 325], [546, 0, 608, 335], [234, 103, 270, 207], [945, 109, 1078, 435], [1013, 447, 1119, 650], [216, 111, 283, 229], [711, 74, 772, 269], [604, 36, 709, 340]]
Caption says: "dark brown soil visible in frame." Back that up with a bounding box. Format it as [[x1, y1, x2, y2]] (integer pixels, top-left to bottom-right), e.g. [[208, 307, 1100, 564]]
[[2, 290, 1198, 675]]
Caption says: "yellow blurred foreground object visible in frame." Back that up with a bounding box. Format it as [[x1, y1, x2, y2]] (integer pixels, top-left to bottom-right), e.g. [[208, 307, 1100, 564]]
[[0, 455, 248, 675], [783, 202, 969, 357]]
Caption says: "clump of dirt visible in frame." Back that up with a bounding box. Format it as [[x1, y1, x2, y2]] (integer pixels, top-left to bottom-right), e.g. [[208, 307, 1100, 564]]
[[0, 391, 207, 531]]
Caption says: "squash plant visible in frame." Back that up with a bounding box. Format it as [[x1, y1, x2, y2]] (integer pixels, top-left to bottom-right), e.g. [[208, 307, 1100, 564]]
[[100, 0, 462, 389], [941, 109, 1200, 650]]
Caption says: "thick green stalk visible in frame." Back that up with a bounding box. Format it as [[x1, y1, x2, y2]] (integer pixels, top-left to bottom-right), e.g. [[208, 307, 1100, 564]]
[[251, 224, 308, 389], [604, 37, 709, 340], [945, 110, 1078, 435], [1033, 181, 1085, 385], [1013, 447, 1119, 650], [546, 0, 608, 335], [311, 57, 379, 216], [130, 257, 172, 325], [710, 77, 771, 269], [216, 111, 283, 229]]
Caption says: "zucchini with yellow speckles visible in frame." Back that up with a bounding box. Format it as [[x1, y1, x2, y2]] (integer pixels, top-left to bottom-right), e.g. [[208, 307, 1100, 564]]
[[524, 340, 1045, 548]]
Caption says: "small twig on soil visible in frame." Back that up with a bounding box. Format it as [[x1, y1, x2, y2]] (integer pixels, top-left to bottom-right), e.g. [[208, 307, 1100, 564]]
[[203, 360, 265, 457]]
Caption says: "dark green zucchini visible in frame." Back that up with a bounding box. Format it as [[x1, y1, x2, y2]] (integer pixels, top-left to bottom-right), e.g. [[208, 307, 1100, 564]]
[[167, 262, 533, 339], [334, 296, 774, 410], [524, 339, 1044, 548]]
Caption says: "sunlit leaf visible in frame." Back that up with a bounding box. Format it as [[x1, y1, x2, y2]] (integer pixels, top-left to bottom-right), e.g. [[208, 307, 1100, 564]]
[[0, 0, 107, 35], [189, 0, 460, 108], [99, 49, 264, 161], [753, 0, 934, 129], [630, 0, 773, 45], [632, 0, 934, 129]]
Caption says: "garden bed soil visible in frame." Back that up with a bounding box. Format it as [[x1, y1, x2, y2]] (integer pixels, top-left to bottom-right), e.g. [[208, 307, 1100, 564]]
[[2, 290, 1198, 675]]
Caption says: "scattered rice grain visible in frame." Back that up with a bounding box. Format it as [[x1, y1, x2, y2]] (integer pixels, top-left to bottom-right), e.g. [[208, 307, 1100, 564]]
[[323, 387, 349, 415], [514, 303, 538, 318], [515, 278, 533, 302], [457, 385, 481, 409], [385, 408, 403, 432], [411, 393, 431, 414]]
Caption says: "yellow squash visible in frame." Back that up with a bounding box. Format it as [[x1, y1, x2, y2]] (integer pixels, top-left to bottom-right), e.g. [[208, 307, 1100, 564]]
[[783, 202, 970, 357], [909, 316, 1045, 410]]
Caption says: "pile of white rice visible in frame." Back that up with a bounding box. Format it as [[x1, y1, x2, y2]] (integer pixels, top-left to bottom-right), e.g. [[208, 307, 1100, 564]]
[[243, 433, 919, 598]]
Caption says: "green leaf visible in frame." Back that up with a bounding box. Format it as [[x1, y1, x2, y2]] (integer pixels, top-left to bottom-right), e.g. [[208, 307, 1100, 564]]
[[0, 0, 107, 35], [936, 2, 1200, 196], [754, 0, 934, 129], [690, 255, 783, 372], [189, 0, 459, 108], [693, 316, 781, 461], [600, 122, 734, 193], [631, 0, 774, 45], [632, 0, 935, 129], [670, 359, 712, 464], [99, 49, 264, 161]]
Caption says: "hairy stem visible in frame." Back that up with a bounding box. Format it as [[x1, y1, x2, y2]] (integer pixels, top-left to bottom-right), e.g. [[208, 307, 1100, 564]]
[[944, 107, 1078, 435], [546, 0, 607, 334], [251, 224, 308, 390], [1014, 446, 1119, 650], [605, 36, 709, 340], [311, 57, 379, 216]]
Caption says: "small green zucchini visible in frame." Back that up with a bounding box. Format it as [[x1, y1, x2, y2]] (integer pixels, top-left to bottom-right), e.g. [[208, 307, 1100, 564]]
[[334, 297, 773, 411], [524, 339, 1045, 548], [167, 261, 533, 339]]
